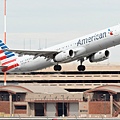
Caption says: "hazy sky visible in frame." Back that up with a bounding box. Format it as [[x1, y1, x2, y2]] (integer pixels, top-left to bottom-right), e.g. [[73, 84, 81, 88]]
[[0, 0, 120, 33], [0, 0, 120, 64]]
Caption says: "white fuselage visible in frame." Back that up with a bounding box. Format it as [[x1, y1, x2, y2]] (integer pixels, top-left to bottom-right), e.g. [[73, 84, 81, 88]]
[[8, 25, 120, 72]]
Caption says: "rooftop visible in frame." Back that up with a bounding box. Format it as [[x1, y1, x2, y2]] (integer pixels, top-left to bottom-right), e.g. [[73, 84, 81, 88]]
[[84, 85, 120, 94]]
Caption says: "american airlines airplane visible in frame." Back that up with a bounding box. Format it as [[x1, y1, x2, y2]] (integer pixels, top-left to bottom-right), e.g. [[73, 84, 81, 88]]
[[0, 24, 120, 73]]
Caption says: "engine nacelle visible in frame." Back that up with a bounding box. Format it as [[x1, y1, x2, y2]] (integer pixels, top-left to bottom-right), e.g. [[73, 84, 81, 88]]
[[54, 50, 74, 62], [89, 50, 109, 62]]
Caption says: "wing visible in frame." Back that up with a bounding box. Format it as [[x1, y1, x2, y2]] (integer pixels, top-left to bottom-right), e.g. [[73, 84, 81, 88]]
[[4, 49, 59, 59]]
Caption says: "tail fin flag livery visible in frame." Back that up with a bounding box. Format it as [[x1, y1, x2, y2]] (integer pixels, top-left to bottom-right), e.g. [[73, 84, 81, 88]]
[[1, 24, 120, 73], [0, 40, 19, 72]]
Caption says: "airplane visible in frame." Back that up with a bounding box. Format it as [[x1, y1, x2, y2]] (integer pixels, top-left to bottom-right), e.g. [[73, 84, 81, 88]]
[[0, 24, 120, 73]]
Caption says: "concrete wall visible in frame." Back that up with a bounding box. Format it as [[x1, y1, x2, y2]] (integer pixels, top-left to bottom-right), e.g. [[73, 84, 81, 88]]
[[79, 102, 88, 117], [46, 103, 56, 117], [26, 93, 83, 101], [29, 103, 34, 117], [69, 103, 79, 117], [27, 102, 30, 117]]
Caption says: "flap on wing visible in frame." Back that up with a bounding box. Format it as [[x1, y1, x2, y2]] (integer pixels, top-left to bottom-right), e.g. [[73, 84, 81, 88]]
[[4, 49, 59, 59]]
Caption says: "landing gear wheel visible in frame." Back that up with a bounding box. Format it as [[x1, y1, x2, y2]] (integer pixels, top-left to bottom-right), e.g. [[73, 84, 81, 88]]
[[54, 65, 62, 71], [77, 65, 85, 71]]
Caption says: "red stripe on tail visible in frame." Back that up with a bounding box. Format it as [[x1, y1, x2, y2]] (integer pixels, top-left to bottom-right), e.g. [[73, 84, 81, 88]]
[[2, 63, 19, 72], [0, 56, 7, 60], [0, 50, 4, 54], [2, 59, 16, 66]]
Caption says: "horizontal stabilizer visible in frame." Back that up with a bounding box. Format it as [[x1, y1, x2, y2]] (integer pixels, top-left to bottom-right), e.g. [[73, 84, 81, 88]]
[[0, 66, 8, 72], [0, 66, 7, 69]]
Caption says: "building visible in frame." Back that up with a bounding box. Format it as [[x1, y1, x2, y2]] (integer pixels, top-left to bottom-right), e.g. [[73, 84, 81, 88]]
[[0, 64, 120, 117], [0, 65, 120, 91], [1, 84, 120, 118], [0, 85, 83, 117], [84, 85, 120, 117]]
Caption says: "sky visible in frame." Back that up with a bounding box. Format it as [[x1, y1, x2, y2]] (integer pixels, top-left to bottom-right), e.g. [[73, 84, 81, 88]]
[[0, 0, 120, 64]]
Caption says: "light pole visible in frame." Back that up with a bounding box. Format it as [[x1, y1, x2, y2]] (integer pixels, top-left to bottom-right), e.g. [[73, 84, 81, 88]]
[[103, 94, 106, 118], [61, 95, 64, 117], [4, 0, 7, 86]]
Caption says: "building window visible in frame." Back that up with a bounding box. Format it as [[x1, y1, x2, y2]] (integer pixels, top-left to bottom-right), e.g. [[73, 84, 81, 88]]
[[15, 105, 26, 110], [0, 93, 9, 101], [80, 110, 88, 112], [12, 94, 22, 101]]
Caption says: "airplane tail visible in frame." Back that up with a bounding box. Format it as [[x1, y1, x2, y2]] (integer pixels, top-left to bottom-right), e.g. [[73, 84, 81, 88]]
[[0, 40, 19, 72]]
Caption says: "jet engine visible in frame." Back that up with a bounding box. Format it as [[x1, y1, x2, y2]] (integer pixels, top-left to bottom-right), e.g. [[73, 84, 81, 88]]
[[54, 50, 74, 62], [89, 50, 109, 62]]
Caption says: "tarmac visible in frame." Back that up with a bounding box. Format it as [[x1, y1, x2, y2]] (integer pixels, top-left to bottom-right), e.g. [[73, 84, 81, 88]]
[[0, 117, 120, 120]]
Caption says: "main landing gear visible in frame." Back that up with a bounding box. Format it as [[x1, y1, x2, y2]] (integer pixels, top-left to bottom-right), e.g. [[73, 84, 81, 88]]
[[53, 59, 86, 71], [54, 64, 62, 71], [77, 65, 85, 71], [77, 59, 86, 71]]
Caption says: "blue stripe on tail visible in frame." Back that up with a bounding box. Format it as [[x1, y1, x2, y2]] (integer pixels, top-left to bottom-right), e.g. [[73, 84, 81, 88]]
[[1, 45, 8, 49], [0, 40, 3, 43], [0, 40, 8, 49], [7, 53, 15, 58], [0, 43, 4, 47], [0, 40, 15, 58], [4, 51, 13, 55]]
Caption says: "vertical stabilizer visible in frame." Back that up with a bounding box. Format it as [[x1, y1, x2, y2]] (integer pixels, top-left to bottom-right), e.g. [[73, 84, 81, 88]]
[[0, 40, 19, 72]]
